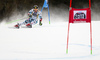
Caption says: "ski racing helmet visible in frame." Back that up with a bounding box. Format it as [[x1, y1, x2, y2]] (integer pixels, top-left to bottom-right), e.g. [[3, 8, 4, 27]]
[[33, 5, 39, 9]]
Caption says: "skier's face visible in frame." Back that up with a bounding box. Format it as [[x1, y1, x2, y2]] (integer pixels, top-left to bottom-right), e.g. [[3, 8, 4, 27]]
[[34, 9, 38, 12]]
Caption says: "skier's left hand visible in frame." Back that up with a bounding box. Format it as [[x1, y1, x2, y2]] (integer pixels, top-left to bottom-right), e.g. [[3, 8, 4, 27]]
[[39, 18, 42, 26]]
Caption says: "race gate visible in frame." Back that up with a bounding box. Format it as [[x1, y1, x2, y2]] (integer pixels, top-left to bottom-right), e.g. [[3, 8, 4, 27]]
[[66, 0, 92, 54], [41, 0, 50, 24]]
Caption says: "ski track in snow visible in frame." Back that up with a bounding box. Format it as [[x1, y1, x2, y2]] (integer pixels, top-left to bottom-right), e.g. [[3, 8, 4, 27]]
[[0, 20, 100, 60]]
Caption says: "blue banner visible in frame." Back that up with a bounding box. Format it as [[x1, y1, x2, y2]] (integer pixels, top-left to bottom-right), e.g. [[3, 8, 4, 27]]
[[41, 0, 48, 12], [43, 0, 48, 8]]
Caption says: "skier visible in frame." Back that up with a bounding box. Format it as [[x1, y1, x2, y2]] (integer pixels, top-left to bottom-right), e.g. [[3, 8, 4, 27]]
[[14, 5, 42, 28]]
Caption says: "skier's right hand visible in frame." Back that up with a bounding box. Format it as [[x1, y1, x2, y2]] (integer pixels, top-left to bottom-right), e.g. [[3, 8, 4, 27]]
[[28, 13, 30, 15], [28, 13, 32, 17]]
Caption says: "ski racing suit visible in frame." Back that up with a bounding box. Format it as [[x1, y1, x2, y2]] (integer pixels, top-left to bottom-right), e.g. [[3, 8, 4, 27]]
[[19, 9, 42, 26]]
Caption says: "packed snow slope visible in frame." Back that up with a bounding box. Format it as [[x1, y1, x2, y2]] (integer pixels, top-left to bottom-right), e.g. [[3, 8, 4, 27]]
[[0, 20, 100, 60]]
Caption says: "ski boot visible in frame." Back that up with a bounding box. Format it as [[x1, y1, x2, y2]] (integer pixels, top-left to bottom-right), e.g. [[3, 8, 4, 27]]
[[26, 23, 32, 28], [14, 23, 20, 29]]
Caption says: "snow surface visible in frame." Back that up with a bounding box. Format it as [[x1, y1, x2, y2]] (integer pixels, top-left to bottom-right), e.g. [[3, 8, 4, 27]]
[[0, 21, 100, 60]]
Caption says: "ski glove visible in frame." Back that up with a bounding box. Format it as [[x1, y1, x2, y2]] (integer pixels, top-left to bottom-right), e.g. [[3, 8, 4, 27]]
[[39, 18, 42, 26]]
